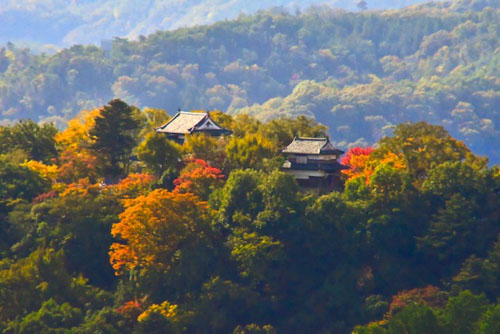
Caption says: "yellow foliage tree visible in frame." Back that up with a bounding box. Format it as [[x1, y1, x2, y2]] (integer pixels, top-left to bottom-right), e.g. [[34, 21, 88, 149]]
[[55, 108, 101, 152], [183, 133, 226, 165], [21, 160, 59, 182], [226, 133, 276, 170], [137, 301, 178, 323]]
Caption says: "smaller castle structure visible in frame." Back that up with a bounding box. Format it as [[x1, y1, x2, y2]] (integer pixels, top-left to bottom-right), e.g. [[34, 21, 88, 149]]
[[281, 137, 348, 193], [155, 111, 232, 143]]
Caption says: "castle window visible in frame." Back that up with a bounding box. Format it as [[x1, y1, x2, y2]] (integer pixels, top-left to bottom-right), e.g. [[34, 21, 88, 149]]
[[296, 156, 307, 164]]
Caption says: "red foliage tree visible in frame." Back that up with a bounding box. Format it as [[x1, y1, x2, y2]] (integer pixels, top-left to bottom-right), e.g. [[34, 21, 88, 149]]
[[173, 159, 224, 200], [387, 285, 448, 318], [341, 147, 375, 182]]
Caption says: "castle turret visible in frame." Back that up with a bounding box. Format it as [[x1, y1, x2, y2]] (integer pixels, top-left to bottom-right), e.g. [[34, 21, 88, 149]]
[[281, 137, 348, 193]]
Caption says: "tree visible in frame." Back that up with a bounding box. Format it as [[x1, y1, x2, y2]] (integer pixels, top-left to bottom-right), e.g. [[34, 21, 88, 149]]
[[228, 229, 284, 285], [135, 301, 179, 333], [215, 169, 265, 228], [226, 134, 276, 170], [421, 161, 484, 198], [134, 107, 170, 142], [55, 108, 101, 152], [376, 122, 486, 181], [233, 323, 276, 334], [57, 149, 100, 184], [0, 119, 58, 163], [137, 133, 181, 176], [0, 248, 90, 322], [89, 99, 140, 180], [341, 147, 406, 185], [369, 164, 410, 201], [0, 158, 50, 209], [441, 290, 489, 334], [386, 286, 447, 318], [173, 159, 224, 200], [0, 155, 50, 251], [109, 189, 213, 276], [341, 147, 375, 182], [183, 133, 226, 166], [387, 304, 442, 334], [11, 178, 122, 288], [476, 304, 500, 334], [417, 194, 481, 272], [259, 116, 327, 147], [6, 299, 83, 334], [107, 173, 156, 200]]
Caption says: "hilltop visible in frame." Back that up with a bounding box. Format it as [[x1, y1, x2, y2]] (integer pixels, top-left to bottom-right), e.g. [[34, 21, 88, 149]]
[[0, 101, 499, 333], [1, 0, 441, 48]]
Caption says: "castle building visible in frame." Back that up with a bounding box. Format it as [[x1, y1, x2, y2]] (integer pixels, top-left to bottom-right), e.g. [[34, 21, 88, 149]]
[[155, 111, 232, 143], [281, 137, 348, 193]]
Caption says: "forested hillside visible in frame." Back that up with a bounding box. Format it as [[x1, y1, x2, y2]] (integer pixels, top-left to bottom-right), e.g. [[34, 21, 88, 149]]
[[0, 0, 438, 47], [0, 101, 499, 333], [1, 0, 499, 163]]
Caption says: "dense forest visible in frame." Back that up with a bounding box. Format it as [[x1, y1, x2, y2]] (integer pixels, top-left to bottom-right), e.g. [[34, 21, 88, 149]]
[[1, 0, 500, 164], [0, 0, 437, 47], [0, 100, 499, 333]]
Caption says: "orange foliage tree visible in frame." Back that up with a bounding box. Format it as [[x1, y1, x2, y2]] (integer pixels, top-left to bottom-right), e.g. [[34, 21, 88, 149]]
[[387, 285, 448, 318], [342, 147, 406, 184], [173, 159, 224, 200], [107, 173, 155, 200], [341, 147, 374, 182], [55, 108, 102, 183], [57, 149, 100, 184], [109, 189, 211, 275]]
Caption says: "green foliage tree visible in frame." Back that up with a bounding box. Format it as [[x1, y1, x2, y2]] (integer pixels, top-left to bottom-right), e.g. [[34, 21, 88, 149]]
[[183, 133, 227, 166], [387, 304, 442, 334], [417, 194, 481, 273], [233, 323, 276, 334], [376, 122, 485, 181], [0, 248, 95, 323], [137, 132, 181, 176], [226, 134, 276, 170], [0, 120, 58, 163], [476, 304, 500, 334], [0, 156, 50, 211], [441, 290, 489, 334], [452, 235, 500, 299], [228, 230, 284, 285], [5, 299, 83, 334], [215, 169, 265, 228], [0, 156, 51, 251], [135, 107, 171, 142]]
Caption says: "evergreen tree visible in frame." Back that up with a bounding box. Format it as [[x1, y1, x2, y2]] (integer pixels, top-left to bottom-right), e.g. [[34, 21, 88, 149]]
[[89, 99, 140, 180]]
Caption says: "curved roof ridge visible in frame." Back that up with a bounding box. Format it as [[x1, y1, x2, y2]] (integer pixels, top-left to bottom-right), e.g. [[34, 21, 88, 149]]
[[283, 136, 343, 155], [295, 136, 329, 141], [178, 111, 209, 115], [155, 110, 232, 135]]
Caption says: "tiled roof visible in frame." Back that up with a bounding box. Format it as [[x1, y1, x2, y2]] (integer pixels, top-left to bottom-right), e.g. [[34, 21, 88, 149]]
[[282, 161, 349, 171], [282, 137, 344, 155], [156, 111, 208, 134]]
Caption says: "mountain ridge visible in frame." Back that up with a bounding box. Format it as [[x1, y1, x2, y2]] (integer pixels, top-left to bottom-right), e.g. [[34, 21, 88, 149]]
[[1, 0, 443, 49], [0, 0, 499, 164]]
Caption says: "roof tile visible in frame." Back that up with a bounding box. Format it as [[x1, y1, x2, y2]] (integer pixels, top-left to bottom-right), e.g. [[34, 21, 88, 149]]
[[282, 137, 343, 155]]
